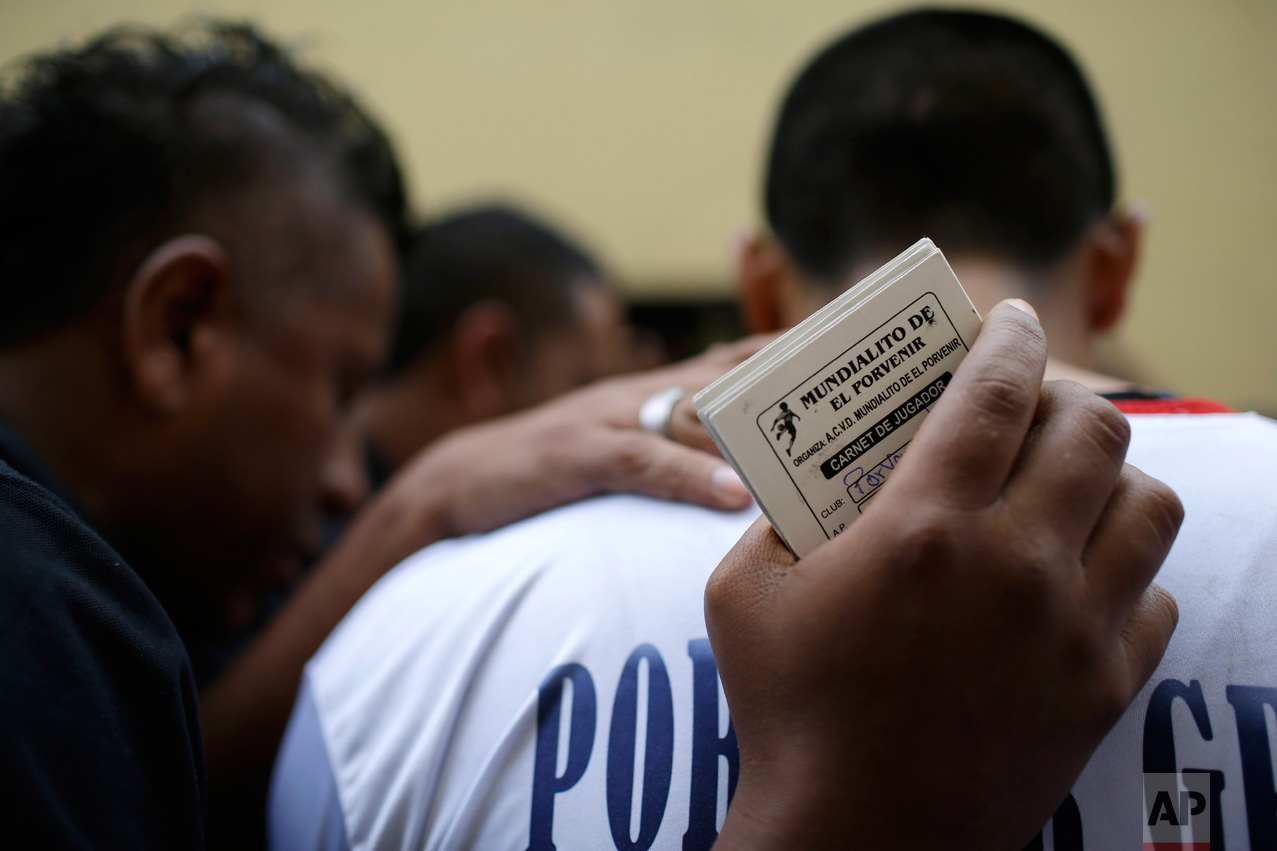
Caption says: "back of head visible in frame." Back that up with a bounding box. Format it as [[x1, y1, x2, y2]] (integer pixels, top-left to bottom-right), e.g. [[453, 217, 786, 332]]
[[765, 8, 1115, 284], [388, 203, 602, 373], [0, 21, 406, 347]]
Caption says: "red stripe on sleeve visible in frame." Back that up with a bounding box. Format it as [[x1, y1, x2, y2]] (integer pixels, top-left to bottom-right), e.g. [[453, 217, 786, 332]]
[[1111, 397, 1236, 415]]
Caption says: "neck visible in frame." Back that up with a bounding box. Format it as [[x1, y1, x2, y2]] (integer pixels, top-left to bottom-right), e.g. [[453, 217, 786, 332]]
[[0, 322, 137, 531], [1040, 359, 1135, 395], [958, 256, 1096, 362], [829, 254, 1132, 395]]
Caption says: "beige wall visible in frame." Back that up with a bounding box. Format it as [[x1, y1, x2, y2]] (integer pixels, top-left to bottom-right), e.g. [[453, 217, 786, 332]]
[[3, 0, 1275, 411]]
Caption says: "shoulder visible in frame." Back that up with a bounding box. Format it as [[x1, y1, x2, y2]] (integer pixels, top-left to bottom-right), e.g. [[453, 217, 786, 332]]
[[294, 495, 757, 848], [308, 494, 759, 706], [0, 458, 185, 660], [1124, 412, 1277, 578], [0, 460, 206, 846], [1120, 412, 1277, 661], [1057, 413, 1277, 849], [0, 457, 101, 557], [319, 494, 759, 664], [1125, 410, 1277, 462]]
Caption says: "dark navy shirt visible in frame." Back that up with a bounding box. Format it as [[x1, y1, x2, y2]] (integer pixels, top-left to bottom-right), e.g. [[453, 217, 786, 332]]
[[0, 421, 206, 848]]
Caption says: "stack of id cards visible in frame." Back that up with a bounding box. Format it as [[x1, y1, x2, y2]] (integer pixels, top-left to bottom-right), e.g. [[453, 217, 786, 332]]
[[695, 238, 982, 557]]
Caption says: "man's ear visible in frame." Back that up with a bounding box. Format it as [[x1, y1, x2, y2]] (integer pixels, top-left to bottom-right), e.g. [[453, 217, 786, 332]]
[[1083, 208, 1143, 334], [120, 235, 236, 414], [736, 232, 798, 334], [449, 300, 521, 419]]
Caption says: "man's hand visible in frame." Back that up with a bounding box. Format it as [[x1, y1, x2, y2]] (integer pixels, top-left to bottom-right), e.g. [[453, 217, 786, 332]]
[[708, 301, 1182, 849], [394, 334, 768, 542]]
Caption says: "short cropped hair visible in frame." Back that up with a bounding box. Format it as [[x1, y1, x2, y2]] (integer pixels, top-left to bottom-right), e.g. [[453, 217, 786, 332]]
[[0, 21, 406, 346], [765, 8, 1116, 283], [387, 204, 602, 374]]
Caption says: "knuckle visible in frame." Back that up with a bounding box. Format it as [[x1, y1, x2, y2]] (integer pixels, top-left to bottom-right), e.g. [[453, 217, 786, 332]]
[[704, 526, 784, 618], [887, 508, 964, 582], [703, 562, 733, 612], [611, 433, 656, 479], [1141, 478, 1186, 543], [1080, 395, 1132, 462], [610, 434, 708, 501], [1150, 582, 1180, 630], [965, 359, 1033, 425], [668, 401, 705, 445]]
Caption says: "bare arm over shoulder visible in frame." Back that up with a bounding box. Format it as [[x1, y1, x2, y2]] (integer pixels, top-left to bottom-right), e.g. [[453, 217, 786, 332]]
[[199, 336, 768, 844]]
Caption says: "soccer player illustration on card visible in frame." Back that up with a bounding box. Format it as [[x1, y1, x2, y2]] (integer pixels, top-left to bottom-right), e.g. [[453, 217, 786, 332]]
[[773, 402, 801, 456]]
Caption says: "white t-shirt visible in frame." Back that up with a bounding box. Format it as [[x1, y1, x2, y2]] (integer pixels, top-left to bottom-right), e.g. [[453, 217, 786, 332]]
[[270, 412, 1277, 850]]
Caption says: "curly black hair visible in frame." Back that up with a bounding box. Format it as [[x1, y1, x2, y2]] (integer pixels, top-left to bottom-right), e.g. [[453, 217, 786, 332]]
[[0, 21, 407, 346]]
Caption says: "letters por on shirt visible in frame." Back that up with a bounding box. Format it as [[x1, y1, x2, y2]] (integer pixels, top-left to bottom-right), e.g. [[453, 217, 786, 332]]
[[529, 655, 1276, 851], [527, 640, 737, 851]]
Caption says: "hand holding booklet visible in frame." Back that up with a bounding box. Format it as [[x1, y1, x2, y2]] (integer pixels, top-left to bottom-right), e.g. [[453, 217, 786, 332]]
[[695, 238, 981, 556]]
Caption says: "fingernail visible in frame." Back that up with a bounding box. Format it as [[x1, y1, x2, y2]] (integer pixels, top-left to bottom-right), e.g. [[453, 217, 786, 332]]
[[712, 465, 752, 505], [1005, 299, 1039, 320], [1129, 201, 1151, 225]]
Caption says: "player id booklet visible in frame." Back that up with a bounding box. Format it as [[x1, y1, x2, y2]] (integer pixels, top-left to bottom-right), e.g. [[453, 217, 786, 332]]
[[695, 238, 981, 557]]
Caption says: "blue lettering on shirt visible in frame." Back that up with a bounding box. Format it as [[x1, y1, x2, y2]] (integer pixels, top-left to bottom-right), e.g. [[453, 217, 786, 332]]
[[1226, 685, 1277, 848], [684, 638, 737, 851], [524, 668, 1276, 847], [1142, 679, 1225, 848], [607, 644, 675, 850], [528, 663, 597, 851], [527, 640, 740, 850]]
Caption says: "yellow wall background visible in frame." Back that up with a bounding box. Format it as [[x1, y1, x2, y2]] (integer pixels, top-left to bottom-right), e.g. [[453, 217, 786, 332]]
[[3, 1, 1275, 411]]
